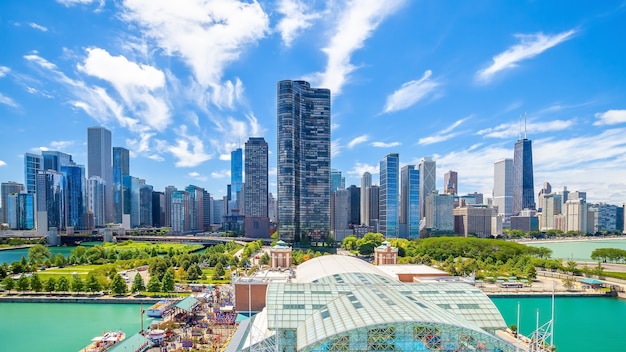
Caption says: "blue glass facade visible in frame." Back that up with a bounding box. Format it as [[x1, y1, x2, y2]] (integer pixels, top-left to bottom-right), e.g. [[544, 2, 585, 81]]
[[24, 153, 42, 194], [277, 80, 331, 243], [231, 148, 243, 212], [36, 170, 65, 230], [380, 153, 399, 237], [401, 165, 420, 239], [513, 138, 535, 215], [61, 164, 85, 230], [113, 147, 129, 223]]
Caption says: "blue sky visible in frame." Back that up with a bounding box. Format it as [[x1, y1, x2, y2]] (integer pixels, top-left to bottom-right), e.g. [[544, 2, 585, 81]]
[[1, 0, 626, 204]]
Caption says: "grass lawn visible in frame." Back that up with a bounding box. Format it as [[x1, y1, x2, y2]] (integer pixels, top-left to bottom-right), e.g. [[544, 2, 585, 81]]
[[604, 271, 626, 280], [36, 265, 105, 280]]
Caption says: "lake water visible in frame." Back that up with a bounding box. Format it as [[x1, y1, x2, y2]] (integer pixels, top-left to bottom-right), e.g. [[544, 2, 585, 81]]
[[525, 238, 626, 261], [0, 296, 623, 352]]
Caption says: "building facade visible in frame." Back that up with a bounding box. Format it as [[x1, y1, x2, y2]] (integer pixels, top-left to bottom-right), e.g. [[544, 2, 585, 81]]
[[24, 153, 43, 194], [400, 165, 419, 239], [493, 158, 513, 221], [379, 153, 399, 238], [444, 170, 458, 195], [113, 147, 129, 224], [1, 181, 24, 224], [277, 80, 331, 243], [87, 126, 113, 223], [360, 172, 372, 226], [419, 157, 436, 220], [513, 138, 535, 215], [244, 137, 270, 237]]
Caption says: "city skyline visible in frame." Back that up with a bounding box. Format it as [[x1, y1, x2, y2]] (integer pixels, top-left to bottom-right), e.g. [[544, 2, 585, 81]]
[[1, 1, 626, 203]]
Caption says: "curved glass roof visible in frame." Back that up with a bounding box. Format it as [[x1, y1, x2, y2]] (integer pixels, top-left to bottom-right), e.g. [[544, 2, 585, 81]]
[[296, 255, 395, 283]]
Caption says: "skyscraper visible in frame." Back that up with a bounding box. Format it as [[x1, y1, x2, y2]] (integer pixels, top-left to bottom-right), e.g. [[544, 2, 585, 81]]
[[419, 157, 436, 220], [24, 153, 43, 194], [347, 185, 360, 226], [277, 80, 331, 243], [379, 153, 399, 238], [513, 137, 535, 215], [87, 127, 113, 223], [360, 172, 372, 225], [331, 169, 345, 191], [244, 137, 269, 237], [444, 170, 458, 195], [61, 163, 85, 230], [493, 158, 513, 221], [400, 165, 420, 239], [231, 147, 243, 212], [87, 176, 106, 228], [1, 181, 24, 224], [113, 147, 129, 223], [42, 151, 73, 172]]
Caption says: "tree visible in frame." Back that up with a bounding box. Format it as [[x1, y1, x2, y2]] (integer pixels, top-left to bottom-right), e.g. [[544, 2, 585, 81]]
[[56, 276, 70, 292], [342, 236, 358, 251], [562, 277, 576, 291], [161, 271, 175, 292], [85, 273, 102, 293], [28, 244, 52, 264], [147, 276, 161, 292], [71, 274, 84, 293], [17, 275, 30, 291], [215, 262, 225, 277], [110, 274, 127, 295], [54, 253, 66, 268], [259, 252, 270, 266], [30, 273, 43, 292], [131, 273, 145, 293], [45, 277, 56, 293], [2, 276, 15, 293]]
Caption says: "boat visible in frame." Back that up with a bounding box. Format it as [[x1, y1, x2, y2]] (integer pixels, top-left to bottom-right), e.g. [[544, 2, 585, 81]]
[[79, 331, 126, 352], [146, 300, 173, 318]]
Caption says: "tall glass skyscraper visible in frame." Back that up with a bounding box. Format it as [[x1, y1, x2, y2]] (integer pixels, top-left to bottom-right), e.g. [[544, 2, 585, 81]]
[[244, 137, 269, 237], [231, 147, 243, 212], [36, 170, 65, 231], [113, 147, 129, 223], [277, 80, 331, 243], [61, 163, 85, 230], [419, 157, 436, 220], [380, 153, 399, 238], [1, 181, 24, 224], [331, 169, 344, 191], [24, 153, 43, 194], [400, 165, 420, 239], [42, 151, 73, 172], [513, 138, 535, 215], [88, 127, 113, 223]]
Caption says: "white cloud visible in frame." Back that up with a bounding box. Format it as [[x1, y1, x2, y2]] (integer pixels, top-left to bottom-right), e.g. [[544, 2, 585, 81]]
[[56, 0, 103, 7], [310, 0, 405, 95], [166, 125, 212, 167], [275, 0, 321, 47], [477, 119, 575, 139], [594, 109, 626, 126], [49, 140, 75, 150], [331, 139, 342, 157], [188, 171, 208, 182], [346, 162, 378, 177], [371, 141, 401, 148], [0, 93, 19, 108], [24, 54, 57, 70], [348, 134, 369, 149], [120, 0, 269, 89], [0, 66, 10, 77], [418, 117, 469, 145], [78, 47, 171, 131], [476, 29, 576, 83], [211, 169, 230, 179], [28, 22, 48, 32], [383, 70, 439, 114], [0, 160, 6, 167]]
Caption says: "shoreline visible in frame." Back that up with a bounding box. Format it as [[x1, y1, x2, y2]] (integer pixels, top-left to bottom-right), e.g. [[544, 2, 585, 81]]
[[513, 236, 626, 245], [0, 293, 171, 304]]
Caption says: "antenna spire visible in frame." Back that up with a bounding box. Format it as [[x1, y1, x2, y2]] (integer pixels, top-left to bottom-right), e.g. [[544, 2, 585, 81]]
[[524, 112, 527, 139]]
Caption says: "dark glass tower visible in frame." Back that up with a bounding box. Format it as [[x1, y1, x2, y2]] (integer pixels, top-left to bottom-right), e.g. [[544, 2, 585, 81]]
[[513, 138, 535, 215], [113, 147, 129, 223], [277, 80, 331, 243]]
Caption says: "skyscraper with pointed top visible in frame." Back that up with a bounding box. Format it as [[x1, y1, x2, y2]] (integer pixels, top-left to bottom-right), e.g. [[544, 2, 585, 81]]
[[513, 115, 535, 215]]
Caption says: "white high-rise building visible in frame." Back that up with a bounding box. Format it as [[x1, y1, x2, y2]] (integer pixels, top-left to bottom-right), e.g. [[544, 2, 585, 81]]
[[566, 198, 588, 234], [539, 193, 562, 231], [493, 159, 513, 221], [360, 172, 372, 226], [87, 127, 113, 223]]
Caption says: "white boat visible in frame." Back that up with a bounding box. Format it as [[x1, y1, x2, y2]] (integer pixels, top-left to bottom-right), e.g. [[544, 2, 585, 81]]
[[79, 331, 125, 352]]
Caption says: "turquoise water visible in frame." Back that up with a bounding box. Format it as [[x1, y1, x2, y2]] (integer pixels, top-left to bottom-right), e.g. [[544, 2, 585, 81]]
[[493, 296, 626, 352], [0, 302, 154, 351], [525, 238, 626, 261], [0, 297, 623, 351], [0, 246, 75, 265]]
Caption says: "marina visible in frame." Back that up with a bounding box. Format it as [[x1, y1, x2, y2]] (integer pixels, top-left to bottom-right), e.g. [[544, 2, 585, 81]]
[[80, 331, 125, 352]]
